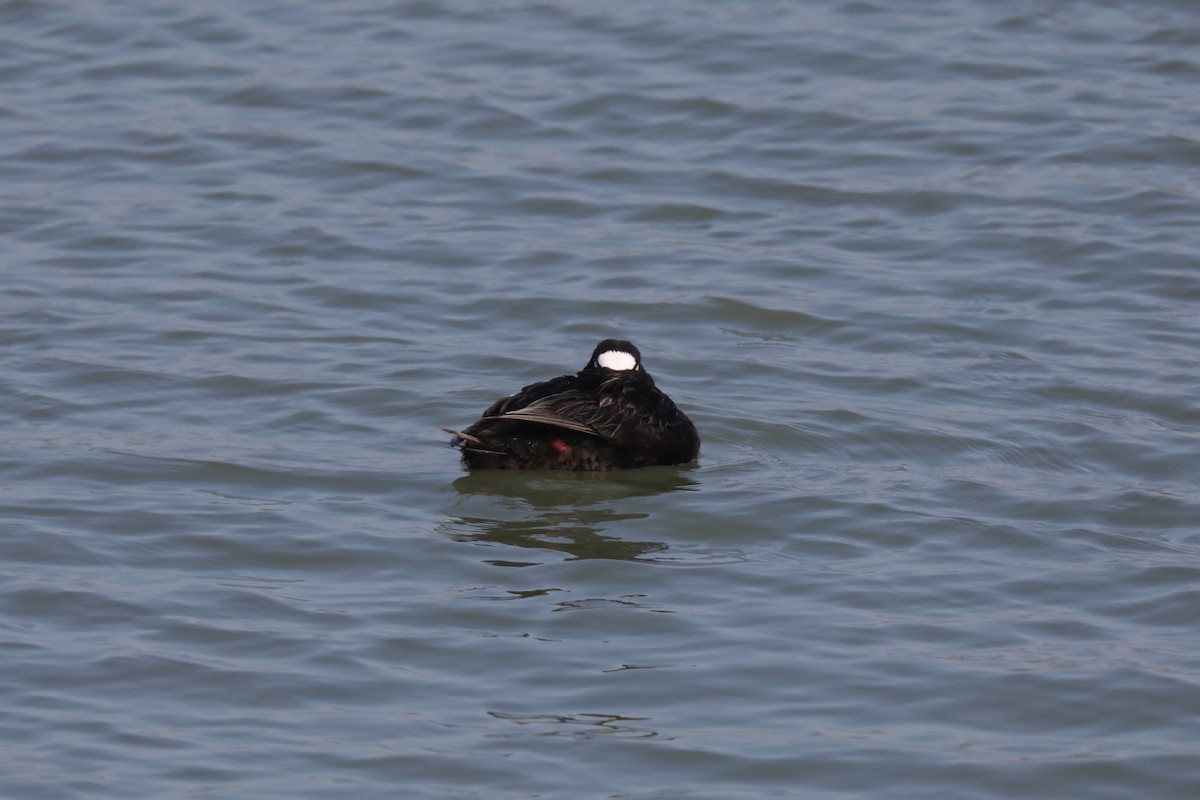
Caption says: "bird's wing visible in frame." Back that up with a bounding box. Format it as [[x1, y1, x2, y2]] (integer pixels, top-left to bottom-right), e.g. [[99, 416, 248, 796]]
[[486, 378, 655, 444], [486, 405, 601, 436], [480, 374, 577, 418]]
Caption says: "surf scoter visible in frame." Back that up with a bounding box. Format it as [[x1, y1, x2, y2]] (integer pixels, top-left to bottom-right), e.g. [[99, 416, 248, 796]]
[[445, 339, 700, 470]]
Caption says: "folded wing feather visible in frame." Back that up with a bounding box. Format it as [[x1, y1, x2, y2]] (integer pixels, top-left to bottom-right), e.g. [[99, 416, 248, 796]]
[[487, 390, 638, 442]]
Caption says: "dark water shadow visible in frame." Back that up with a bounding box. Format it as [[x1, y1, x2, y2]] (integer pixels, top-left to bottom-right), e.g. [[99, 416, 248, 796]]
[[441, 467, 698, 563], [485, 710, 663, 740]]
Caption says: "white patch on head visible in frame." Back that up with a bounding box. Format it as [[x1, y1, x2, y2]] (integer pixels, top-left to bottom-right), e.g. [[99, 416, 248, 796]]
[[597, 350, 637, 371]]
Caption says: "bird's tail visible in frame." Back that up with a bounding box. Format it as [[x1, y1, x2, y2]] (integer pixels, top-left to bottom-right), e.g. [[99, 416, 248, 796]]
[[441, 428, 507, 456]]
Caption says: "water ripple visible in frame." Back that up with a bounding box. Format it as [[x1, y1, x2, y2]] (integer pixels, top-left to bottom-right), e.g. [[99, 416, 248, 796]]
[[4, 0, 1200, 798]]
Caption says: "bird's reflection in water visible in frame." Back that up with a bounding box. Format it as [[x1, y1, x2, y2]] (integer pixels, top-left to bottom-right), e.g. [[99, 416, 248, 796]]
[[443, 468, 698, 564]]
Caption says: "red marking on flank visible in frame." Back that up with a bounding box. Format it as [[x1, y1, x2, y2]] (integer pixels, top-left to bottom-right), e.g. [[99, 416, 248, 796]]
[[551, 439, 571, 454]]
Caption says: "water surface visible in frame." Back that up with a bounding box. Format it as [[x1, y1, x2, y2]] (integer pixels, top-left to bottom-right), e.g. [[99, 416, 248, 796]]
[[3, 1, 1200, 798]]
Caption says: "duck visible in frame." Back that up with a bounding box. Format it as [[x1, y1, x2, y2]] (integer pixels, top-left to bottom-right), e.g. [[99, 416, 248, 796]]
[[445, 339, 700, 470]]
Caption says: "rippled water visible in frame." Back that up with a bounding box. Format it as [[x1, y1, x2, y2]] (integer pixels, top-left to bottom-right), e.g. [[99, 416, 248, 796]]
[[4, 1, 1200, 798]]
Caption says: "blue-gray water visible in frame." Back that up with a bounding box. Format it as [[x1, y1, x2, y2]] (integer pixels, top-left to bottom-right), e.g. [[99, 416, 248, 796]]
[[3, 1, 1200, 798]]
